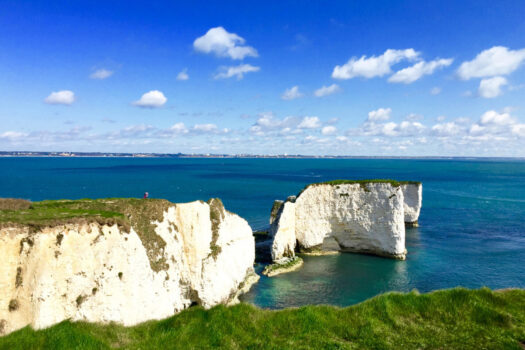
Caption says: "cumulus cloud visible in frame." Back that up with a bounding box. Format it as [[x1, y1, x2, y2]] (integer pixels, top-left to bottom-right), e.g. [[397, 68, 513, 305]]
[[176, 69, 189, 81], [332, 49, 419, 79], [193, 26, 258, 60], [431, 122, 463, 136], [388, 58, 453, 84], [367, 108, 391, 122], [90, 69, 113, 80], [298, 116, 321, 129], [214, 64, 260, 80], [358, 108, 425, 137], [457, 46, 525, 80], [321, 126, 337, 135], [44, 90, 75, 105], [132, 90, 167, 108], [281, 86, 303, 100], [314, 84, 341, 97], [478, 76, 507, 98]]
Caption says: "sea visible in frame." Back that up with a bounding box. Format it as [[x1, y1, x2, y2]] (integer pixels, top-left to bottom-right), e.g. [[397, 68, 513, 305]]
[[1, 157, 524, 308]]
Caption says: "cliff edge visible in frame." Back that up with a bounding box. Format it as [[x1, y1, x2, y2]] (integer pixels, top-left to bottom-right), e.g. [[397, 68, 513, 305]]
[[0, 198, 257, 335]]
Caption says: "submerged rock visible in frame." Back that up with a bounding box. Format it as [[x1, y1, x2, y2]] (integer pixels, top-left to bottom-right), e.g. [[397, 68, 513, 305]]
[[0, 198, 257, 335], [269, 180, 422, 263]]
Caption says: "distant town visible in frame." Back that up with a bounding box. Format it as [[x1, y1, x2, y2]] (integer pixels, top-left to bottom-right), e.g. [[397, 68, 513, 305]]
[[0, 151, 523, 160]]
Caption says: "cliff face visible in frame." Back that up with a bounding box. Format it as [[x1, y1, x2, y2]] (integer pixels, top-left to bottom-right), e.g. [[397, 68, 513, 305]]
[[269, 181, 422, 262], [0, 199, 257, 336]]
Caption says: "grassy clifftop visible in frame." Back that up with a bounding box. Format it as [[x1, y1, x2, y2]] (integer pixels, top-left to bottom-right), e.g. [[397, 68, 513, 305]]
[[1, 288, 524, 349], [298, 179, 421, 196], [0, 198, 174, 271]]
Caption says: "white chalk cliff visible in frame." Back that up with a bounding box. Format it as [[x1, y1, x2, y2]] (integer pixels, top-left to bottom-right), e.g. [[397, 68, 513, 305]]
[[0, 199, 257, 336], [401, 183, 422, 226], [269, 181, 422, 262]]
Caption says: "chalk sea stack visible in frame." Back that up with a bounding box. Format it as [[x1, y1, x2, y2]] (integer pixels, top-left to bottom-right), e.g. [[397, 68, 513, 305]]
[[268, 180, 422, 265]]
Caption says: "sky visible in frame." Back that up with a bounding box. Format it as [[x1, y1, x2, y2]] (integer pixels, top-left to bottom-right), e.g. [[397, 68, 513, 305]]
[[1, 0, 525, 156]]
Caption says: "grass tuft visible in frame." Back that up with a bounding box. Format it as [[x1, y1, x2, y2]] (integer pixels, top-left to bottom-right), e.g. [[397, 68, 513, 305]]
[[0, 288, 524, 349]]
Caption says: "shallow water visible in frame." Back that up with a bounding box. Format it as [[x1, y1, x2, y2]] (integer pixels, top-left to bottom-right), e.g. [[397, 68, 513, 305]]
[[1, 157, 524, 307]]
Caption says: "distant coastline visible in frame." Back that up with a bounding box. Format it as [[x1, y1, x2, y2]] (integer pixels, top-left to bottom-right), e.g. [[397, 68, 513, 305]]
[[1, 151, 524, 160]]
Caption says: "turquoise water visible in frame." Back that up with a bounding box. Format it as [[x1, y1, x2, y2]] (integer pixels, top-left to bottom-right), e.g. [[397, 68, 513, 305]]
[[1, 157, 524, 307]]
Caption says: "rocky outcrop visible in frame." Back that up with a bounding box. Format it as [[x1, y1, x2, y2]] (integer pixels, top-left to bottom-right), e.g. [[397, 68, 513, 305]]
[[269, 181, 422, 263], [0, 198, 257, 335], [401, 183, 422, 227]]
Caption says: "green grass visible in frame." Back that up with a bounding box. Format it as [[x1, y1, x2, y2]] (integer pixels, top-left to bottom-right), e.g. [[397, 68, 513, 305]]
[[299, 179, 421, 196], [0, 198, 174, 271], [1, 288, 524, 349], [262, 256, 302, 275]]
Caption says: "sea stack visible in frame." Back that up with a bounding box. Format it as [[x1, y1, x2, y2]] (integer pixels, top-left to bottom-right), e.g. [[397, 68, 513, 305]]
[[268, 180, 422, 263], [0, 198, 258, 335]]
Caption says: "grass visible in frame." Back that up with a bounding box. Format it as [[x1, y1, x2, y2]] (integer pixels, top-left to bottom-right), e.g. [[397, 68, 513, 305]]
[[262, 256, 303, 276], [0, 198, 174, 272], [0, 288, 524, 349], [298, 179, 421, 196], [207, 198, 225, 259]]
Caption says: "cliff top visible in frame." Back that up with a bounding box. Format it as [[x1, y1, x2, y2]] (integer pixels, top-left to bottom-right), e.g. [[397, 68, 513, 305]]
[[0, 197, 176, 271], [298, 179, 421, 197]]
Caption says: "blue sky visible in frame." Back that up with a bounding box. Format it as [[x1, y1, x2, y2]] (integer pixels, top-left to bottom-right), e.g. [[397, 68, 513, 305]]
[[1, 0, 525, 156]]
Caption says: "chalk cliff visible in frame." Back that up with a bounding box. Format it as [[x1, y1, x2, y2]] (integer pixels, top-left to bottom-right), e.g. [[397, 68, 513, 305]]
[[401, 183, 422, 226], [269, 181, 422, 262], [0, 198, 257, 335]]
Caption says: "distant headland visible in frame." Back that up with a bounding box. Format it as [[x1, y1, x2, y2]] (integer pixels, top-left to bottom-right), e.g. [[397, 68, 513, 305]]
[[0, 151, 523, 160]]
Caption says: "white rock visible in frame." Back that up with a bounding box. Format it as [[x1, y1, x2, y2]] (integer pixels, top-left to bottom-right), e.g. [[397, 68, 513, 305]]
[[401, 183, 422, 225], [270, 182, 410, 261], [0, 199, 257, 335], [269, 200, 296, 261]]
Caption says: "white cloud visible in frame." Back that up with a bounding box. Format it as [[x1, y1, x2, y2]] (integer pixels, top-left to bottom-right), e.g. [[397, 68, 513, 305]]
[[0, 131, 28, 140], [314, 84, 341, 97], [90, 69, 113, 80], [457, 46, 525, 79], [479, 110, 514, 126], [193, 124, 218, 132], [193, 26, 258, 60], [214, 64, 260, 80], [478, 76, 507, 98], [431, 122, 462, 136], [44, 90, 75, 105], [132, 90, 167, 108], [321, 126, 337, 135], [281, 86, 303, 100], [298, 116, 321, 129], [332, 49, 419, 79], [176, 69, 189, 81], [430, 87, 442, 95], [367, 108, 391, 122], [388, 58, 453, 84], [512, 124, 525, 137], [170, 122, 188, 134]]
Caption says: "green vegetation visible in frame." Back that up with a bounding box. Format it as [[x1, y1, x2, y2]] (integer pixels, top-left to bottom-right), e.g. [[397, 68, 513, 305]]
[[1, 288, 524, 349], [207, 198, 225, 259], [299, 179, 421, 196], [0, 198, 173, 272], [262, 256, 303, 276], [270, 200, 284, 223]]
